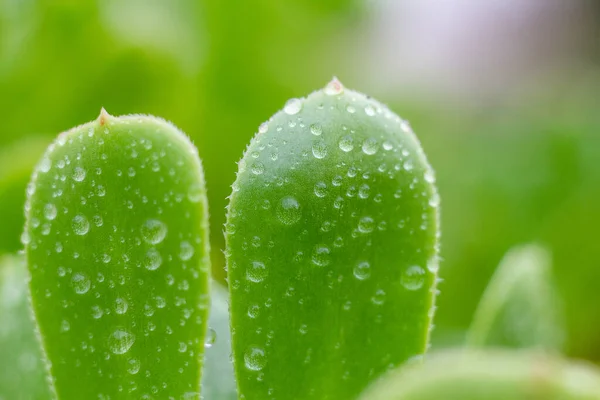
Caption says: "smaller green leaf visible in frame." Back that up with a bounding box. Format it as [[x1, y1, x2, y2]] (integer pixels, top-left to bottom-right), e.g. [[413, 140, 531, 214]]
[[201, 282, 237, 400], [25, 110, 211, 399], [466, 243, 564, 350], [359, 350, 600, 400], [0, 254, 51, 400]]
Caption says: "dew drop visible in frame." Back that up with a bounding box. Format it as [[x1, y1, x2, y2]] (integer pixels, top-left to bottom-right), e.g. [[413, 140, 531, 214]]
[[72, 273, 91, 294], [311, 245, 331, 267], [179, 241, 195, 261], [39, 158, 52, 173], [310, 123, 322, 136], [141, 219, 167, 245], [401, 265, 426, 291], [244, 346, 267, 371], [312, 140, 328, 159], [283, 98, 302, 115], [382, 141, 394, 151], [247, 304, 260, 318], [258, 122, 269, 134], [72, 167, 86, 182], [338, 136, 354, 152], [43, 204, 57, 220], [324, 77, 344, 96], [115, 297, 129, 314], [346, 105, 356, 114], [353, 262, 371, 280], [247, 261, 268, 283], [358, 216, 374, 233], [358, 184, 370, 199], [251, 162, 265, 175], [144, 248, 162, 271], [276, 196, 301, 226], [362, 138, 379, 155], [72, 215, 89, 236], [314, 182, 328, 198], [424, 170, 436, 184], [371, 289, 386, 305], [127, 358, 140, 375], [429, 192, 441, 208], [364, 105, 376, 116], [187, 184, 204, 203], [205, 328, 217, 349], [108, 329, 135, 355]]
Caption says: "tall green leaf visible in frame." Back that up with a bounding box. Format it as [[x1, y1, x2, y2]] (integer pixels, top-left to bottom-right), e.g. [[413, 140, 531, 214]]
[[24, 110, 210, 399], [0, 254, 51, 400], [359, 350, 600, 400], [226, 79, 440, 399], [466, 243, 564, 350]]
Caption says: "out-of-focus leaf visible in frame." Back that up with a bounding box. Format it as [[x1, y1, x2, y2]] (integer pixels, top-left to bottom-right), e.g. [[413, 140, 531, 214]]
[[466, 243, 564, 350], [0, 254, 51, 400], [24, 111, 210, 399], [226, 79, 440, 399], [359, 349, 600, 400]]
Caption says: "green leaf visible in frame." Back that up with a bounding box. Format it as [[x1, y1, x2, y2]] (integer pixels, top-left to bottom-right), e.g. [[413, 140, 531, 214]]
[[201, 282, 237, 400], [359, 349, 600, 400], [466, 243, 564, 350], [226, 79, 440, 399], [24, 110, 210, 399], [0, 254, 51, 400]]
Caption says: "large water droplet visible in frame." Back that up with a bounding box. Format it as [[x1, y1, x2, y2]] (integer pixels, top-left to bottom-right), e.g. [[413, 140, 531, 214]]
[[108, 329, 135, 355], [310, 123, 322, 136], [401, 265, 426, 291], [115, 297, 129, 314], [72, 273, 91, 294], [141, 219, 167, 245], [72, 215, 90, 236], [283, 98, 302, 115], [44, 203, 57, 220], [353, 261, 371, 280], [314, 182, 328, 198], [324, 77, 344, 96], [362, 138, 379, 155], [244, 346, 267, 371], [311, 245, 331, 267], [338, 136, 354, 152], [144, 248, 162, 271], [276, 196, 301, 225], [247, 261, 268, 283], [72, 167, 86, 182], [358, 216, 374, 233], [312, 140, 328, 159], [371, 289, 386, 305]]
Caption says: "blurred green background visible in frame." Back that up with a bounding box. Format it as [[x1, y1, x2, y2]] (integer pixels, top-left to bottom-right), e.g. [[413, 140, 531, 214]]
[[1, 0, 599, 367]]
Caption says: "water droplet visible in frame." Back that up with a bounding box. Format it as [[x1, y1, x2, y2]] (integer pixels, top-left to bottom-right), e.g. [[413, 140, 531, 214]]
[[276, 196, 301, 226], [403, 159, 414, 171], [91, 305, 103, 319], [424, 170, 436, 183], [364, 105, 376, 116], [338, 136, 354, 152], [310, 123, 322, 136], [346, 105, 356, 114], [358, 216, 374, 233], [362, 138, 379, 155], [39, 158, 52, 173], [311, 245, 331, 267], [251, 162, 265, 175], [187, 184, 204, 203], [141, 219, 167, 245], [247, 261, 268, 283], [72, 273, 91, 294], [283, 98, 302, 115], [115, 297, 128, 314], [312, 140, 328, 159], [258, 122, 269, 134], [324, 77, 344, 96], [401, 265, 426, 291], [358, 184, 370, 199], [204, 328, 217, 349], [144, 248, 162, 271], [247, 304, 260, 318], [72, 215, 90, 236], [353, 262, 371, 280], [127, 358, 140, 374], [20, 231, 30, 245], [43, 204, 57, 220], [244, 346, 266, 371], [314, 182, 328, 198], [382, 141, 394, 151], [72, 167, 86, 182], [371, 289, 386, 305], [179, 241, 195, 261], [108, 329, 135, 355], [429, 192, 440, 208]]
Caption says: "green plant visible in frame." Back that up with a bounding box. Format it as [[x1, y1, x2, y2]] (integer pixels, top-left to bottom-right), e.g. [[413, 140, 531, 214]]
[[3, 80, 600, 400]]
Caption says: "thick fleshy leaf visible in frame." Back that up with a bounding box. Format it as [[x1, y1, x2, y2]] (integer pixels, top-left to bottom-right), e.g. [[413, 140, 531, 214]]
[[466, 243, 564, 350], [0, 254, 51, 400], [201, 282, 237, 400], [226, 79, 440, 399], [359, 350, 600, 400], [24, 110, 210, 399]]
